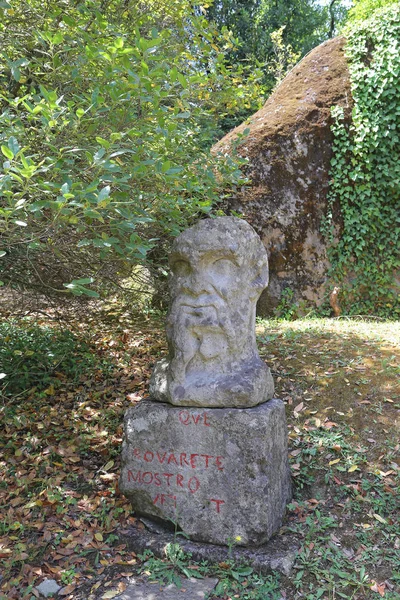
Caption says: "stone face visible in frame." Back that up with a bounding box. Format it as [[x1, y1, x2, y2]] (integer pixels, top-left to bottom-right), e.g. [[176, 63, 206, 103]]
[[120, 399, 292, 546], [115, 576, 219, 600], [212, 37, 352, 314], [149, 217, 274, 407]]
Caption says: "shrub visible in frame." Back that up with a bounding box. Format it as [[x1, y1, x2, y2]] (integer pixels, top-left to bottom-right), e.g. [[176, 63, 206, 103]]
[[0, 320, 98, 396]]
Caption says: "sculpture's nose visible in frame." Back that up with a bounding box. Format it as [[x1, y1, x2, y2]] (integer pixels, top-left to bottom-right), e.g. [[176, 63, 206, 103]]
[[182, 268, 210, 297]]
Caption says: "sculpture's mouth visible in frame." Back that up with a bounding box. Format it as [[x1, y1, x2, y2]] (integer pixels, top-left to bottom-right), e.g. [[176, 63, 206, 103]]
[[179, 303, 220, 324], [180, 302, 215, 309]]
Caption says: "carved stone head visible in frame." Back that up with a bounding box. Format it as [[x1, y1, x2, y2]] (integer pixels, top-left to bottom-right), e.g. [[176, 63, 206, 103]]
[[150, 217, 274, 407]]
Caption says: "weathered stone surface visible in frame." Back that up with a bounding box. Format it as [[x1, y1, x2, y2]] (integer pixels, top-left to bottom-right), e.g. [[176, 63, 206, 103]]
[[35, 579, 61, 597], [212, 37, 352, 315], [120, 399, 291, 546], [150, 217, 274, 407], [114, 576, 218, 600], [120, 521, 300, 576]]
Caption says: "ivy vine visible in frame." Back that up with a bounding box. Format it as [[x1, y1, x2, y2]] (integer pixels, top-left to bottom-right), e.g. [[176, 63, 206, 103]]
[[326, 5, 400, 317]]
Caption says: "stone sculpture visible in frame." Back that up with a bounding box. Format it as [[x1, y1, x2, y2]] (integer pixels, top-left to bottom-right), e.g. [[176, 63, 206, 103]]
[[150, 217, 274, 407], [120, 216, 292, 547]]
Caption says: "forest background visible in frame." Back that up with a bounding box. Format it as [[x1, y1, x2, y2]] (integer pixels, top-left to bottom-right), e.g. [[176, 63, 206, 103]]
[[2, 0, 396, 312]]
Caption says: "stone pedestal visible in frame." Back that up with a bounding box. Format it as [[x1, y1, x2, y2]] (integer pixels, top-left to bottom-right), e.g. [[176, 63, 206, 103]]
[[120, 399, 291, 547]]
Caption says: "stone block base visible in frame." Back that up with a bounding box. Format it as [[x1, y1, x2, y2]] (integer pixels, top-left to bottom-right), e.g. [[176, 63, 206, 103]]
[[120, 520, 300, 576], [120, 399, 292, 546]]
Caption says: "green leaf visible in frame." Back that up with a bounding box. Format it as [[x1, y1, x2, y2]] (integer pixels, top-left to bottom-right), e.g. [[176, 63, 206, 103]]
[[61, 182, 69, 195], [70, 277, 94, 285], [1, 145, 13, 160], [76, 108, 85, 118], [8, 137, 19, 155], [94, 148, 106, 162], [84, 209, 104, 221], [170, 67, 178, 82], [231, 566, 254, 581], [62, 14, 75, 26], [20, 153, 29, 169], [11, 65, 20, 82], [78, 287, 99, 298], [0, 251, 6, 257], [95, 137, 110, 149], [77, 239, 91, 247], [52, 31, 64, 45], [177, 73, 187, 88], [98, 186, 110, 202]]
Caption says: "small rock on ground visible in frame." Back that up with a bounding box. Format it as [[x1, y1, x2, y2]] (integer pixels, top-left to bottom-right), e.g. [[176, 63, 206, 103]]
[[35, 578, 61, 597], [114, 576, 218, 599]]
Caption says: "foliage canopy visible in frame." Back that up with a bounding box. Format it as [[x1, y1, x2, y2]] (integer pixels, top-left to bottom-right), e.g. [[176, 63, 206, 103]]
[[0, 0, 261, 298], [205, 0, 348, 92], [348, 0, 400, 21]]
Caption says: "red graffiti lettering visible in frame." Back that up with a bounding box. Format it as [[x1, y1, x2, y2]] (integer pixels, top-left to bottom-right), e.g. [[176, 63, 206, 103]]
[[163, 473, 174, 486], [178, 411, 211, 426], [210, 498, 225, 513], [131, 449, 225, 471], [215, 456, 224, 471], [180, 453, 189, 467], [188, 476, 200, 493], [144, 450, 154, 462], [153, 494, 177, 507], [127, 470, 141, 483], [179, 410, 190, 425], [157, 451, 167, 464], [128, 471, 200, 493], [200, 454, 213, 468], [133, 448, 141, 458], [167, 453, 178, 465], [142, 471, 153, 484]]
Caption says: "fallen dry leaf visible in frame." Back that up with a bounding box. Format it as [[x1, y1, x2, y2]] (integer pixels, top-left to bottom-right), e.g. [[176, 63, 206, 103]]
[[58, 583, 76, 595], [102, 590, 121, 599], [371, 581, 386, 597]]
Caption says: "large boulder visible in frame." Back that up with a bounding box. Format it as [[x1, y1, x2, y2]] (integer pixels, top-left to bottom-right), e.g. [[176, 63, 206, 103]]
[[213, 37, 352, 315]]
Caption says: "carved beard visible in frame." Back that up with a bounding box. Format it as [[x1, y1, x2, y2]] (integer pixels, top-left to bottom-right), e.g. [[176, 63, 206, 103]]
[[167, 294, 238, 383]]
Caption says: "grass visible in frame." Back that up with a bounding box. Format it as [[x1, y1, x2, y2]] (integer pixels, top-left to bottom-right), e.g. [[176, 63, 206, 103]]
[[0, 309, 399, 599]]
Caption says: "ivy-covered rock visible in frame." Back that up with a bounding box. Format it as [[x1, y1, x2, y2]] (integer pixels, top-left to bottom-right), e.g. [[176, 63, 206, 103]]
[[326, 5, 400, 318], [214, 10, 400, 318], [213, 37, 352, 315]]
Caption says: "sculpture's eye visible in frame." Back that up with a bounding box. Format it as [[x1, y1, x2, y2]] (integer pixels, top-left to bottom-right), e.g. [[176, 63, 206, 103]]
[[172, 260, 191, 277], [210, 258, 237, 277]]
